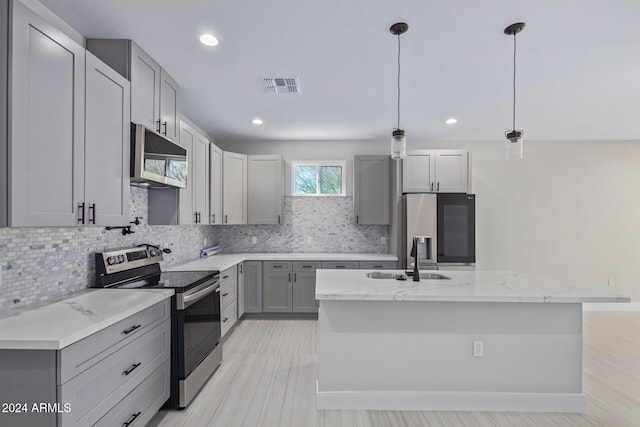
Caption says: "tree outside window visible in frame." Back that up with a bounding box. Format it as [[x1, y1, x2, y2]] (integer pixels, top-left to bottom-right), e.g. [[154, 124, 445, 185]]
[[292, 161, 346, 196]]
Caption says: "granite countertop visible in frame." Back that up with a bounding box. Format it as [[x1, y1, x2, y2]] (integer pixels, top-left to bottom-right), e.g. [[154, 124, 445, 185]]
[[164, 252, 398, 273], [315, 269, 631, 304], [0, 288, 174, 350]]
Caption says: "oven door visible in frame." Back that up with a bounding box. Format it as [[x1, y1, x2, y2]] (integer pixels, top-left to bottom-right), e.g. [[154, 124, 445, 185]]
[[176, 279, 221, 378]]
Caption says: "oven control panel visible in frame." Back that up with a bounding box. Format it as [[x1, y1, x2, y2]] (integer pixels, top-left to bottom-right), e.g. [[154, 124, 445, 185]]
[[96, 246, 164, 275]]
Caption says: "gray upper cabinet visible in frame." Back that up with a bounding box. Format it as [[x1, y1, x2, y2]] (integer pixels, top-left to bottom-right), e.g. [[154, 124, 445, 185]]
[[10, 1, 85, 226], [403, 149, 469, 193], [178, 120, 209, 224], [84, 52, 131, 226], [86, 39, 180, 142], [209, 143, 223, 224], [0, 0, 8, 227], [354, 155, 390, 225], [248, 155, 283, 225], [222, 151, 248, 225]]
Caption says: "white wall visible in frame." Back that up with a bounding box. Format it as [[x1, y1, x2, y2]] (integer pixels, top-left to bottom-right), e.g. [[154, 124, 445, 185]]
[[221, 138, 640, 301]]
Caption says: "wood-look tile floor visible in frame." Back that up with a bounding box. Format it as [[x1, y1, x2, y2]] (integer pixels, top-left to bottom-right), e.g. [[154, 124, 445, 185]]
[[148, 312, 640, 427]]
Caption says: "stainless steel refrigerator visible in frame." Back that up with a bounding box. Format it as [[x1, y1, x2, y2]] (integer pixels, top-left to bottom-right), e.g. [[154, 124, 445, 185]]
[[403, 193, 475, 269]]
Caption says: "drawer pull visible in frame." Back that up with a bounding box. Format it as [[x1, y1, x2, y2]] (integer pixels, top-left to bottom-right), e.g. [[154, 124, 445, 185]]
[[222, 292, 229, 297], [123, 411, 141, 427], [123, 362, 141, 376], [223, 317, 229, 323], [373, 265, 383, 268], [222, 275, 229, 279], [122, 324, 141, 335], [335, 265, 346, 268], [302, 265, 312, 269], [272, 265, 283, 269]]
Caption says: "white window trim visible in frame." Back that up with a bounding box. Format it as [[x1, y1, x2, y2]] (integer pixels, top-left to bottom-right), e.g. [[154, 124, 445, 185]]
[[291, 160, 347, 196]]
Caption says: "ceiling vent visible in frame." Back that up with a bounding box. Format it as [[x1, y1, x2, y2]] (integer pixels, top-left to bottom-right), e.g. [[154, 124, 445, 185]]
[[263, 77, 301, 94]]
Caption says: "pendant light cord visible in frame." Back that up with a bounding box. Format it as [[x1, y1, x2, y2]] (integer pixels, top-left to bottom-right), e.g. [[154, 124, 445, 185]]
[[512, 33, 517, 131], [397, 33, 401, 130]]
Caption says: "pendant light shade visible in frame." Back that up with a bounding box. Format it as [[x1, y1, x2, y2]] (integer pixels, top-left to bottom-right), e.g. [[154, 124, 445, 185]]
[[504, 22, 525, 160], [390, 22, 408, 160]]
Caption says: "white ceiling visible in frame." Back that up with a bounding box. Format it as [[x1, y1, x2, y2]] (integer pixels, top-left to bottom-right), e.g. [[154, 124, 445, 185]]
[[38, 0, 640, 144]]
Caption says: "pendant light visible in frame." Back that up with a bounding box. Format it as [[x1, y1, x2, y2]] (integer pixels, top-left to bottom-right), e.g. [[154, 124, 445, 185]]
[[390, 22, 408, 160], [504, 22, 525, 160]]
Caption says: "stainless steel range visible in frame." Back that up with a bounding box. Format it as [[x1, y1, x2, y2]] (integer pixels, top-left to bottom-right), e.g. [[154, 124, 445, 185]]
[[94, 246, 222, 408]]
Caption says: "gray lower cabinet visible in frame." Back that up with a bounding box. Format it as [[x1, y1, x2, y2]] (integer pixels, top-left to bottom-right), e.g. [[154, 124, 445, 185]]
[[322, 261, 360, 269], [263, 261, 293, 312], [0, 299, 171, 427], [243, 261, 263, 314], [292, 262, 320, 313], [220, 266, 238, 337], [359, 261, 397, 269]]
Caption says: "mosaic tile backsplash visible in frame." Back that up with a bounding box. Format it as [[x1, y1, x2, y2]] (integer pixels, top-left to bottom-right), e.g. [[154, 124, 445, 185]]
[[215, 196, 388, 253], [0, 189, 388, 310]]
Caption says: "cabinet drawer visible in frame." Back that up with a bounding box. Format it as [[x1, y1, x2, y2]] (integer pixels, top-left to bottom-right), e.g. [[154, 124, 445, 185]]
[[264, 261, 292, 272], [220, 265, 237, 281], [93, 358, 170, 427], [221, 302, 237, 338], [293, 261, 321, 272], [359, 261, 397, 270], [58, 299, 170, 384], [220, 278, 236, 310], [321, 261, 359, 269], [59, 319, 170, 426]]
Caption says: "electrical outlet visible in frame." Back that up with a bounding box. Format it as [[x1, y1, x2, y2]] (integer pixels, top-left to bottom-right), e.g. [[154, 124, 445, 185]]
[[252, 236, 257, 244], [608, 278, 614, 287], [473, 340, 484, 357]]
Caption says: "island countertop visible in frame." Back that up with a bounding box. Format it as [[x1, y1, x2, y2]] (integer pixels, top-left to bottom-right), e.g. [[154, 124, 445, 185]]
[[0, 288, 174, 350], [315, 269, 630, 303]]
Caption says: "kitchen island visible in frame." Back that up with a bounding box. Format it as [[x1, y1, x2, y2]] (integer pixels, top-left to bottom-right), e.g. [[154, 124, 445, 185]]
[[315, 269, 629, 413]]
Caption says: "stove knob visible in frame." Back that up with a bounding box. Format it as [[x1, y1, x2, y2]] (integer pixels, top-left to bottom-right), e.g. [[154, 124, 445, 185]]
[[107, 256, 116, 265], [117, 255, 126, 263], [150, 249, 159, 257]]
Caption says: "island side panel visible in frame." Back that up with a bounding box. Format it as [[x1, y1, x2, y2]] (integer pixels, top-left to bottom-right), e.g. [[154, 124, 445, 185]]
[[317, 300, 583, 410]]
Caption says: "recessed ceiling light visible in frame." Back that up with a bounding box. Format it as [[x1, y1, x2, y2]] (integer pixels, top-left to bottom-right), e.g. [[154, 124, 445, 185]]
[[252, 118, 263, 125], [199, 34, 219, 46], [445, 118, 458, 124]]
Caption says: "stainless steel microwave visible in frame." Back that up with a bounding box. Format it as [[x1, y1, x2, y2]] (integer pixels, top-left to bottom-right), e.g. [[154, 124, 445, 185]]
[[130, 123, 187, 189]]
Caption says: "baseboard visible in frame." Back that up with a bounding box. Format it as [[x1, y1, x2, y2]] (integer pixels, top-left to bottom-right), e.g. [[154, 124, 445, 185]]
[[583, 303, 640, 311], [316, 381, 585, 413]]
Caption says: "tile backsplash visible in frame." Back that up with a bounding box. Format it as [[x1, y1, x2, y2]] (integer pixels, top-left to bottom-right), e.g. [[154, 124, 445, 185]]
[[0, 189, 387, 310], [215, 196, 388, 253]]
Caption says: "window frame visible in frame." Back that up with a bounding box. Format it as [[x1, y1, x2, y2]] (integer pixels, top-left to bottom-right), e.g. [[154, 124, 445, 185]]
[[291, 160, 347, 197]]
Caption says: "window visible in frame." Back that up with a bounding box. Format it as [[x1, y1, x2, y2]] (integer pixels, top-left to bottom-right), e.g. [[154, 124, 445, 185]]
[[292, 161, 346, 196]]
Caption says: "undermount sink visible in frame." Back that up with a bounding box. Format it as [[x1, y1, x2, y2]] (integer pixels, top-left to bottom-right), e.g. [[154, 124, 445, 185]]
[[365, 271, 450, 280]]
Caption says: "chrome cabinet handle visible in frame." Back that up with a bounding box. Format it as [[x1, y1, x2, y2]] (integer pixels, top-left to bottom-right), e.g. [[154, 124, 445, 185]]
[[123, 411, 141, 427], [211, 214, 215, 223], [437, 182, 440, 191], [123, 362, 141, 376], [156, 119, 161, 133], [430, 182, 434, 192], [122, 324, 141, 335], [162, 121, 168, 136], [224, 214, 228, 224], [78, 202, 85, 224]]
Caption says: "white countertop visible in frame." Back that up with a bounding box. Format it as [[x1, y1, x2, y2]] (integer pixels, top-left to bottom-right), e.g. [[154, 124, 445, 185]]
[[0, 289, 174, 350], [165, 252, 397, 273], [315, 269, 631, 303]]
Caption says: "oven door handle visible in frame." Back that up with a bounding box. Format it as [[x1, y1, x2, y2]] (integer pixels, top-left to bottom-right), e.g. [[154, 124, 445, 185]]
[[182, 284, 220, 309]]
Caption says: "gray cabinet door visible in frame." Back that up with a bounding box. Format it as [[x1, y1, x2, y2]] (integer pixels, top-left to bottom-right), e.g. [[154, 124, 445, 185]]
[[10, 1, 85, 226], [403, 150, 435, 193], [222, 151, 247, 224], [248, 155, 283, 224], [243, 261, 263, 313], [434, 150, 468, 193], [237, 262, 245, 317], [263, 262, 292, 312], [193, 132, 210, 222], [209, 143, 223, 224], [84, 52, 130, 226], [354, 155, 390, 225], [159, 69, 179, 142], [292, 261, 320, 313], [130, 42, 160, 131]]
